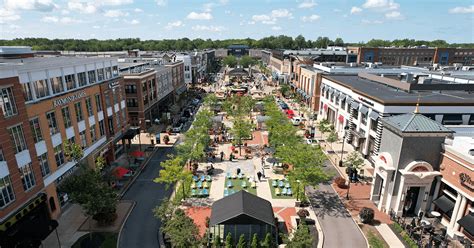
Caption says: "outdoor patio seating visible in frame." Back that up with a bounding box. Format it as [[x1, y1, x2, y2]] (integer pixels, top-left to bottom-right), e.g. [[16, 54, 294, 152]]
[[206, 175, 212, 181], [251, 181, 256, 188], [238, 173, 244, 179], [272, 180, 277, 187], [201, 175, 206, 181], [226, 172, 231, 179], [282, 188, 287, 195], [286, 188, 293, 196], [242, 181, 247, 188], [275, 188, 281, 196], [191, 182, 196, 189], [227, 180, 233, 188], [278, 180, 284, 188], [229, 189, 235, 195], [193, 175, 199, 181], [232, 174, 237, 179], [202, 189, 209, 196], [191, 189, 197, 197], [285, 182, 290, 188], [203, 181, 209, 189], [197, 181, 203, 188]]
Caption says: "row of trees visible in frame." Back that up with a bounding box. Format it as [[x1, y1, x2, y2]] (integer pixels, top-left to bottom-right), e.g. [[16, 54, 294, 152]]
[[223, 55, 258, 68], [1, 36, 471, 51], [263, 97, 331, 201]]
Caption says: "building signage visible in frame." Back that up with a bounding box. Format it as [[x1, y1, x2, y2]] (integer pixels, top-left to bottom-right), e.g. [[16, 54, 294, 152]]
[[108, 81, 120, 89], [52, 91, 87, 107], [459, 173, 474, 191], [357, 97, 374, 107]]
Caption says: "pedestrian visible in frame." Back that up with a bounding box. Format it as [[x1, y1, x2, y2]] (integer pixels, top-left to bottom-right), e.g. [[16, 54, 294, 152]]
[[261, 167, 265, 178], [257, 171, 262, 182], [229, 153, 233, 162], [220, 151, 224, 161]]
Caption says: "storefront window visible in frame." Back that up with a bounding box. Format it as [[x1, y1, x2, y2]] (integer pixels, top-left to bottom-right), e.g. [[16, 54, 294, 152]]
[[19, 163, 36, 191], [0, 175, 15, 208]]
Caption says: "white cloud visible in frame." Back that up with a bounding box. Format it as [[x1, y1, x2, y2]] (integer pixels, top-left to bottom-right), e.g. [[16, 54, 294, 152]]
[[385, 11, 403, 19], [252, 8, 293, 25], [134, 8, 143, 12], [449, 5, 474, 14], [165, 20, 183, 29], [41, 15, 58, 23], [362, 0, 399, 11], [192, 25, 225, 32], [60, 16, 80, 24], [301, 14, 320, 22], [125, 19, 139, 24], [333, 8, 341, 12], [271, 26, 281, 31], [155, 0, 167, 6], [61, 9, 70, 15], [298, 0, 317, 9], [361, 19, 383, 24], [41, 15, 81, 24], [4, 0, 57, 12], [104, 10, 129, 17], [252, 14, 271, 22], [93, 25, 101, 29], [224, 10, 231, 14], [98, 0, 133, 6], [0, 8, 21, 23], [271, 9, 292, 18], [187, 11, 213, 20], [247, 21, 255, 25], [351, 6, 362, 14], [67, 1, 96, 14]]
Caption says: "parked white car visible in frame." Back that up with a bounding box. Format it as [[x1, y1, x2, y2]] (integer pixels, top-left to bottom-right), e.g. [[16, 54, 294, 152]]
[[291, 116, 303, 126]]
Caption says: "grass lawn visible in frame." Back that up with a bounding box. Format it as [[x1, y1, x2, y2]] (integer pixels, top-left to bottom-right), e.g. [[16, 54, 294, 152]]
[[268, 179, 295, 199], [72, 232, 117, 248], [224, 178, 257, 195]]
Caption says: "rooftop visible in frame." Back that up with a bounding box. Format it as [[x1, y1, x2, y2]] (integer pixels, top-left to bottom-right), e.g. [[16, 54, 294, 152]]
[[382, 113, 454, 133], [325, 74, 474, 105], [444, 136, 474, 165], [0, 57, 116, 72]]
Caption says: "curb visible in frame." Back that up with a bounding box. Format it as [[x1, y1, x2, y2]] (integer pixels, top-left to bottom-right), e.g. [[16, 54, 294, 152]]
[[116, 200, 137, 248], [309, 205, 325, 248], [119, 147, 160, 199]]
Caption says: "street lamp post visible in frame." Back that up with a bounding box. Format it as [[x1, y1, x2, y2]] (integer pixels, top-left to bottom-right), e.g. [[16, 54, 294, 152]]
[[296, 179, 301, 201], [346, 165, 352, 200], [138, 120, 142, 152], [339, 125, 350, 167]]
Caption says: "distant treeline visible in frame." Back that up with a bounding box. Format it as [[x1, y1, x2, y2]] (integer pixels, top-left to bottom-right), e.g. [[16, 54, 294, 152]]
[[0, 36, 472, 51]]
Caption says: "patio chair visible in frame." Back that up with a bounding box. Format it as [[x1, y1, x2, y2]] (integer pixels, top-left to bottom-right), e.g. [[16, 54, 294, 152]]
[[285, 182, 290, 188], [272, 180, 278, 187], [197, 181, 203, 188], [193, 175, 199, 181], [282, 188, 288, 195], [191, 189, 197, 197], [202, 189, 209, 196], [278, 180, 284, 188], [232, 174, 237, 179], [191, 182, 196, 189], [286, 188, 293, 196], [229, 189, 235, 195], [242, 181, 247, 188], [227, 180, 233, 188], [275, 188, 281, 196], [201, 175, 206, 181], [238, 173, 244, 179], [224, 188, 229, 197], [203, 182, 209, 189], [198, 190, 203, 197], [206, 175, 212, 181], [226, 172, 231, 179], [251, 181, 256, 188]]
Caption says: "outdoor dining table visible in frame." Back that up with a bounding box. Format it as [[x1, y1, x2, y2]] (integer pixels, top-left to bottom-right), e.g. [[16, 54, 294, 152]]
[[431, 211, 441, 217]]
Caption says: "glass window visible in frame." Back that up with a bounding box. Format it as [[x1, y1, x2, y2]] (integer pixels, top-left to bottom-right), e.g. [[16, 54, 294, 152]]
[[88, 70, 97, 84], [33, 79, 49, 98], [50, 76, 64, 94], [85, 97, 93, 117], [95, 94, 102, 112], [0, 175, 15, 208], [79, 130, 87, 148], [0, 87, 18, 117], [8, 124, 27, 153], [19, 163, 36, 191], [89, 124, 96, 143], [65, 74, 76, 90], [61, 106, 72, 128], [22, 83, 33, 101], [105, 67, 112, 79], [370, 119, 378, 131], [38, 153, 50, 177], [74, 102, 83, 122], [105, 94, 111, 108], [112, 66, 118, 77], [77, 72, 87, 87], [46, 111, 59, 135], [361, 112, 367, 125], [108, 117, 114, 135], [29, 118, 43, 143], [99, 120, 106, 137], [54, 145, 65, 167], [97, 68, 105, 81], [0, 148, 4, 161]]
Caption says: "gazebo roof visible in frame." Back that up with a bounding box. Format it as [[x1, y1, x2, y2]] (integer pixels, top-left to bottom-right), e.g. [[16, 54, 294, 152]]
[[228, 67, 248, 76], [209, 191, 275, 226]]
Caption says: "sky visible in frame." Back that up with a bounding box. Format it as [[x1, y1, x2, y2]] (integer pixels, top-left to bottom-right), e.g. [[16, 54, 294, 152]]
[[1, 0, 473, 43]]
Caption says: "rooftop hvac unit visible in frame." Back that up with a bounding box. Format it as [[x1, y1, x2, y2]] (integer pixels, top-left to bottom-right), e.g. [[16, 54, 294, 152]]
[[418, 77, 432, 84]]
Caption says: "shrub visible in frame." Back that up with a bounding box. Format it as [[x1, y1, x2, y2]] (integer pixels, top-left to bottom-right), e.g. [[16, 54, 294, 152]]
[[390, 223, 418, 248], [367, 231, 386, 248], [225, 233, 233, 248], [334, 177, 346, 188], [359, 207, 375, 224]]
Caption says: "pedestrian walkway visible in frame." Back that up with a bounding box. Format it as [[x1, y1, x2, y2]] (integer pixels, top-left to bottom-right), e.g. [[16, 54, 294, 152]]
[[375, 224, 405, 248]]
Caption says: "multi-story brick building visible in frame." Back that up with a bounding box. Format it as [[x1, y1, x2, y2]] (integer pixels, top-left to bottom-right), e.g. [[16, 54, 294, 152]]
[[0, 55, 128, 246]]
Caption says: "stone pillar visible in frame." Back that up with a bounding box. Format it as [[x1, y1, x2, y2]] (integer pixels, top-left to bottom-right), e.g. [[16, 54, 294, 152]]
[[452, 195, 467, 236], [447, 193, 463, 237]]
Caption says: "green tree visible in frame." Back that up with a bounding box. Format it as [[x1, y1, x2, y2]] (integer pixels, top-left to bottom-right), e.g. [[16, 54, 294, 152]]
[[226, 232, 233, 248], [237, 234, 246, 248], [334, 37, 344, 46], [286, 223, 313, 248], [239, 55, 257, 68], [251, 234, 259, 248], [162, 209, 200, 247], [63, 139, 84, 163], [154, 157, 192, 199], [326, 129, 338, 151], [344, 151, 365, 170], [214, 235, 222, 248], [261, 233, 274, 248], [317, 119, 331, 139], [153, 197, 175, 225], [223, 55, 238, 68], [231, 119, 253, 155], [280, 84, 291, 97], [294, 35, 306, 49]]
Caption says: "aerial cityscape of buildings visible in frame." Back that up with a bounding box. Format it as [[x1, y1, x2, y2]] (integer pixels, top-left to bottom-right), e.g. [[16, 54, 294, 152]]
[[0, 38, 473, 247]]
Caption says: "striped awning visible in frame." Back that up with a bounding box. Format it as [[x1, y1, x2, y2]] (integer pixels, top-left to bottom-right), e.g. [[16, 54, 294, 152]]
[[369, 111, 380, 120], [350, 101, 360, 110], [360, 105, 369, 115]]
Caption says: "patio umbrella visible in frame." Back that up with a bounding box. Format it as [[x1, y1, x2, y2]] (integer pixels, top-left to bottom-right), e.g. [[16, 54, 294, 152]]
[[113, 166, 130, 179], [130, 150, 145, 158], [263, 147, 276, 154], [266, 157, 280, 164]]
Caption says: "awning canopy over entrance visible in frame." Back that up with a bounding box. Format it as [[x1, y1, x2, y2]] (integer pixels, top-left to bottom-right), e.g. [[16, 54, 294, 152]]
[[457, 214, 474, 236], [433, 195, 455, 214]]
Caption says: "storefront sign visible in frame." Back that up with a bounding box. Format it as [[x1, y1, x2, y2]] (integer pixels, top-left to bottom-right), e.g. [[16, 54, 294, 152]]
[[108, 81, 120, 89], [459, 173, 474, 191], [358, 96, 374, 107], [52, 91, 87, 107]]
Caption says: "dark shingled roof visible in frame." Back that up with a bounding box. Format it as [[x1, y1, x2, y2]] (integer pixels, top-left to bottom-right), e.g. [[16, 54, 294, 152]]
[[382, 113, 453, 133], [209, 191, 275, 226], [228, 67, 248, 76]]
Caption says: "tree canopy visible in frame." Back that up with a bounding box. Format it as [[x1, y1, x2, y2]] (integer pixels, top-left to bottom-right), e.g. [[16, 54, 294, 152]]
[[1, 36, 471, 51]]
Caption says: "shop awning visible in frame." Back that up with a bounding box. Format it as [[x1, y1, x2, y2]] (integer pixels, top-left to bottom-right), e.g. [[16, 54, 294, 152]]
[[457, 214, 474, 236], [350, 101, 360, 110], [340, 93, 347, 101], [321, 85, 326, 92], [328, 88, 334, 94], [369, 111, 380, 120], [360, 105, 369, 115], [433, 195, 455, 213], [123, 128, 138, 139]]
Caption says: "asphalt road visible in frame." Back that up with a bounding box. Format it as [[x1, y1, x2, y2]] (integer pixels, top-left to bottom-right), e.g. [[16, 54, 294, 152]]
[[118, 147, 174, 248], [307, 160, 367, 248]]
